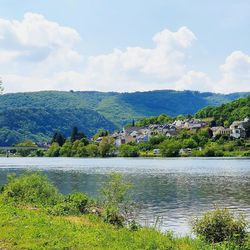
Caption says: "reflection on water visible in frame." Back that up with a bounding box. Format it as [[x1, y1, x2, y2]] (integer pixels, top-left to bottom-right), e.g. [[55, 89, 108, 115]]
[[0, 157, 249, 235]]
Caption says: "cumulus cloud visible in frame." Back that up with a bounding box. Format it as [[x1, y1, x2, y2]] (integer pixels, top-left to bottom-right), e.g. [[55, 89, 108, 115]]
[[175, 71, 212, 92], [0, 12, 80, 49], [216, 51, 250, 93], [0, 13, 250, 93], [83, 26, 196, 88]]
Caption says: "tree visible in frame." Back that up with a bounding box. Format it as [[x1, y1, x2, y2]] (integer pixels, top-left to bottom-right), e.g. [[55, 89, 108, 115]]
[[93, 129, 109, 141], [46, 143, 61, 157], [183, 138, 198, 149], [99, 172, 133, 226], [98, 136, 115, 157], [71, 126, 87, 143], [86, 144, 99, 157], [119, 144, 139, 157], [159, 139, 181, 157], [51, 132, 65, 147], [60, 141, 72, 157]]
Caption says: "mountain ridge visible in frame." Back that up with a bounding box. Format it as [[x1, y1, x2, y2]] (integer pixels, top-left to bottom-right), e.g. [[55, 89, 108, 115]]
[[0, 90, 249, 145]]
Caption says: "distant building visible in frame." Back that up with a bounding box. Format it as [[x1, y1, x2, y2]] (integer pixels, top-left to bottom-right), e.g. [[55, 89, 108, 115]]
[[211, 126, 230, 137], [228, 117, 250, 139]]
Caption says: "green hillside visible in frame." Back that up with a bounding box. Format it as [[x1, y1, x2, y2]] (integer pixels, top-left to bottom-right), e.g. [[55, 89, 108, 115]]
[[195, 95, 250, 126], [0, 108, 115, 146], [0, 90, 249, 145]]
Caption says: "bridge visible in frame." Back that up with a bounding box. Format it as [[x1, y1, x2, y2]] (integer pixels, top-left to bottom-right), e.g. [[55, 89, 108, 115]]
[[0, 146, 48, 157], [0, 146, 48, 150]]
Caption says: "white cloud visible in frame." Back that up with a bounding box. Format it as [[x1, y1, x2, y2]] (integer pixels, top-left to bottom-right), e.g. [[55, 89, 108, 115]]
[[0, 13, 250, 93], [0, 12, 82, 73], [0, 12, 80, 49], [81, 26, 196, 91], [216, 51, 250, 93], [175, 71, 212, 92]]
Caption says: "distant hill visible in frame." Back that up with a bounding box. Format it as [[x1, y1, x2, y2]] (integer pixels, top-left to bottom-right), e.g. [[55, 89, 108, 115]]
[[195, 95, 250, 126], [0, 90, 249, 145], [0, 108, 115, 146]]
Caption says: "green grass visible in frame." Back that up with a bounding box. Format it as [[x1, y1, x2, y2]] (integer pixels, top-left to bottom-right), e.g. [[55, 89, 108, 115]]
[[0, 203, 173, 249], [0, 203, 248, 249]]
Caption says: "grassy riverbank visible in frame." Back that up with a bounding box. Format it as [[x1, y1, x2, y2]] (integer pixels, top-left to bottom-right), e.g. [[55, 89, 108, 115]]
[[1, 203, 248, 250], [0, 172, 249, 249]]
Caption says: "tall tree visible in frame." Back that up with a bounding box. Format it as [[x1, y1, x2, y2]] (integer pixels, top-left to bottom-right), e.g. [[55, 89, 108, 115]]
[[70, 126, 86, 142], [51, 131, 65, 146], [71, 127, 78, 143]]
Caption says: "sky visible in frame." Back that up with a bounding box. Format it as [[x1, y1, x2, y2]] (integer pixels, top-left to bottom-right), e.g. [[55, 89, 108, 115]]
[[0, 0, 250, 93]]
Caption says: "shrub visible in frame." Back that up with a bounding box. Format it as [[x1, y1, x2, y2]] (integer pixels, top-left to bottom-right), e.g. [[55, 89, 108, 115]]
[[1, 172, 62, 206], [243, 150, 250, 156], [48, 192, 90, 216], [159, 139, 181, 157], [119, 144, 139, 157], [192, 207, 248, 244], [46, 143, 61, 157], [99, 172, 133, 227]]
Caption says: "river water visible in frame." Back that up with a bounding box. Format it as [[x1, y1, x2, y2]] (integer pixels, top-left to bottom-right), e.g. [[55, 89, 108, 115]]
[[0, 157, 249, 235]]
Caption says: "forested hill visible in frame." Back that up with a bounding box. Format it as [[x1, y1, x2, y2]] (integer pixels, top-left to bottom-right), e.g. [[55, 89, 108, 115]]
[[0, 108, 115, 146], [195, 95, 250, 126], [0, 90, 249, 145]]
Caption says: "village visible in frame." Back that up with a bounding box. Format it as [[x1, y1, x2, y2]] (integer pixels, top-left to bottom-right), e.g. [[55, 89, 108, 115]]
[[106, 117, 250, 149]]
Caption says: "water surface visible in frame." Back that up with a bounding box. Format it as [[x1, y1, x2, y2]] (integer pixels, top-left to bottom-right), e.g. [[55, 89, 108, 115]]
[[0, 157, 249, 235]]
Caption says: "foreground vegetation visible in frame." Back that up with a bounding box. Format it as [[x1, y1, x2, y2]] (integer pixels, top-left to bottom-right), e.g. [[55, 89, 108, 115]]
[[0, 172, 249, 249]]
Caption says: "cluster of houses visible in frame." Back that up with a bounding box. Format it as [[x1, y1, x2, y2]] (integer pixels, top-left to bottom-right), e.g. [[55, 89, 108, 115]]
[[211, 117, 250, 139], [110, 118, 205, 146], [107, 117, 250, 146]]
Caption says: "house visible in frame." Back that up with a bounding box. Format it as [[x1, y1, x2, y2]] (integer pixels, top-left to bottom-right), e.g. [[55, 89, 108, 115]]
[[211, 126, 230, 137], [173, 119, 206, 130], [184, 119, 206, 130], [179, 148, 192, 155], [123, 126, 143, 136], [153, 148, 160, 154], [95, 137, 103, 142], [229, 117, 250, 139], [173, 120, 185, 129], [148, 124, 176, 136]]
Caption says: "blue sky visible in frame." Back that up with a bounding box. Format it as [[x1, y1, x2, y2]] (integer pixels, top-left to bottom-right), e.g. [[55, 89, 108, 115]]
[[0, 0, 250, 93]]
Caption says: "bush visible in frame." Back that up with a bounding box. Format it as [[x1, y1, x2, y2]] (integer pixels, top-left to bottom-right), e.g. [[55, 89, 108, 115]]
[[159, 139, 181, 157], [1, 172, 62, 206], [99, 172, 133, 227], [119, 144, 139, 157], [192, 207, 248, 244], [48, 192, 90, 216]]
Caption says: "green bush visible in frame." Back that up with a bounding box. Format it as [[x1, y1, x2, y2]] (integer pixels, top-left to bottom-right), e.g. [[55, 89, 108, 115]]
[[99, 172, 133, 227], [119, 144, 139, 157], [48, 192, 90, 216], [1, 172, 62, 206], [192, 208, 248, 244], [159, 139, 181, 157], [243, 150, 250, 156]]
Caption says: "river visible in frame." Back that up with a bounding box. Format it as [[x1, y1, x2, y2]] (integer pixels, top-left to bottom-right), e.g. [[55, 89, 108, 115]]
[[0, 157, 249, 235]]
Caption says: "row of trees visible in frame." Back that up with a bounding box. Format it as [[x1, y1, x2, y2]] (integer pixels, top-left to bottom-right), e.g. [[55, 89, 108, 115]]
[[47, 137, 115, 158], [15, 126, 250, 158]]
